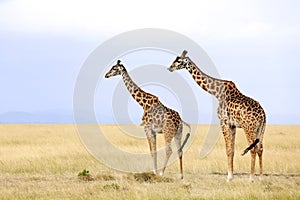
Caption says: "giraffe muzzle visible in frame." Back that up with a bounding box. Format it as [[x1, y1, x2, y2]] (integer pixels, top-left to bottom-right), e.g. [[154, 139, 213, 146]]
[[167, 67, 174, 72]]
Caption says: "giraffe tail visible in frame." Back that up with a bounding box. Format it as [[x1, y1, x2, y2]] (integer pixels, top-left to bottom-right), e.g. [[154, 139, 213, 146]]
[[178, 121, 191, 152], [181, 121, 191, 133], [241, 119, 265, 156], [241, 139, 259, 156]]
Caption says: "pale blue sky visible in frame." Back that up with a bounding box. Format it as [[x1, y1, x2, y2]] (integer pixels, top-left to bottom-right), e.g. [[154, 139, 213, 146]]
[[0, 0, 299, 124]]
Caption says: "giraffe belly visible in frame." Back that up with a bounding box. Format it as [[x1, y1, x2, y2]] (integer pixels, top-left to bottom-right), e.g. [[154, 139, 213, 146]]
[[217, 106, 242, 128], [151, 124, 163, 133], [229, 118, 242, 128]]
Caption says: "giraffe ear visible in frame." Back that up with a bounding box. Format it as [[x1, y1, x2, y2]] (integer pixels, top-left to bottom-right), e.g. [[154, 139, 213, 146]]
[[181, 50, 188, 57]]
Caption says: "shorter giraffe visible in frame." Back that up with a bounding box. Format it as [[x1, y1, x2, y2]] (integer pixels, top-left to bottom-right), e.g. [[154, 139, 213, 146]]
[[168, 50, 266, 182], [105, 60, 191, 178]]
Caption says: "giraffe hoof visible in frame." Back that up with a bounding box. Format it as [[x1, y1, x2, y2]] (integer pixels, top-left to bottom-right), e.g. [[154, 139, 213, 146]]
[[226, 178, 233, 182], [249, 175, 255, 182], [159, 172, 164, 176], [226, 173, 233, 182]]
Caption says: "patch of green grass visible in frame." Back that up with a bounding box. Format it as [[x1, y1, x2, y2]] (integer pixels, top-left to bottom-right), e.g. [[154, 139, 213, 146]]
[[78, 169, 94, 181]]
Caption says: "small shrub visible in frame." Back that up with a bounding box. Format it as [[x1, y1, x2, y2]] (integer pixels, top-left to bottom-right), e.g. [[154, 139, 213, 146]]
[[78, 169, 94, 181], [78, 169, 89, 176], [102, 183, 120, 190], [96, 174, 116, 181], [182, 183, 192, 193], [132, 172, 174, 183]]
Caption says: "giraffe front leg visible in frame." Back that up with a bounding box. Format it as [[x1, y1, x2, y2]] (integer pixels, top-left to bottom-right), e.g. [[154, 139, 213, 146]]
[[221, 120, 235, 182], [148, 136, 157, 175], [145, 126, 157, 174], [229, 126, 236, 181]]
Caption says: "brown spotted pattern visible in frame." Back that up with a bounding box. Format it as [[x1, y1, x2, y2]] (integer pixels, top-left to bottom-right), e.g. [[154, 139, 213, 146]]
[[168, 50, 266, 182], [105, 60, 191, 179], [105, 60, 161, 125]]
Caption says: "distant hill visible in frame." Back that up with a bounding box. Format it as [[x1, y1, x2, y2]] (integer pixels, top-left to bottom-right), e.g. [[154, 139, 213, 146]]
[[0, 110, 298, 124]]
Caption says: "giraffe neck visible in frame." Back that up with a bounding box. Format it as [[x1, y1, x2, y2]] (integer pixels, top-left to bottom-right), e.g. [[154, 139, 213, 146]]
[[121, 70, 150, 108], [188, 62, 227, 100]]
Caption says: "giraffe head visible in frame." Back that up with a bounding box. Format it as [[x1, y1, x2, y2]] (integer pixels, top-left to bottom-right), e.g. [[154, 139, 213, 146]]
[[105, 60, 126, 78], [168, 50, 192, 72]]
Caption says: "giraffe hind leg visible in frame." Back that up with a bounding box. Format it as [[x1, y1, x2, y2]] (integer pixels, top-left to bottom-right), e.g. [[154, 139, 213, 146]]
[[160, 142, 172, 177], [244, 128, 258, 182], [145, 126, 157, 175], [244, 122, 265, 182], [257, 144, 263, 181], [221, 120, 236, 182], [174, 125, 183, 179], [250, 150, 256, 182]]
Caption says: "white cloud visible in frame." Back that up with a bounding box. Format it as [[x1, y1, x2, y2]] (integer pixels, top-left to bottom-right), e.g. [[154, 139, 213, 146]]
[[0, 0, 299, 41]]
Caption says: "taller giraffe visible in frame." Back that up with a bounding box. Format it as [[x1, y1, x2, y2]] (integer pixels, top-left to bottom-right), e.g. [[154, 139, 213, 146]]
[[168, 50, 266, 182], [105, 60, 191, 179]]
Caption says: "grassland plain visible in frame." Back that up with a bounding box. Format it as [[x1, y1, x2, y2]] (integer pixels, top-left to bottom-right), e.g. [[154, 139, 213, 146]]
[[0, 124, 299, 199]]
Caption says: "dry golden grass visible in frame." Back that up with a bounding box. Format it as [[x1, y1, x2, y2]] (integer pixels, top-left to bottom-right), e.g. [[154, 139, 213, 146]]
[[0, 124, 299, 199]]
